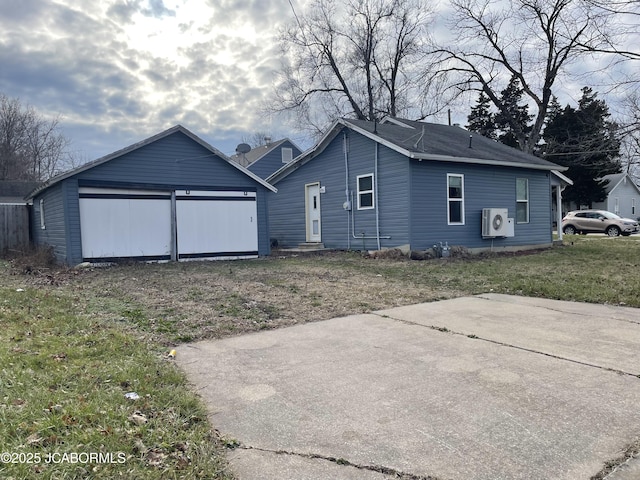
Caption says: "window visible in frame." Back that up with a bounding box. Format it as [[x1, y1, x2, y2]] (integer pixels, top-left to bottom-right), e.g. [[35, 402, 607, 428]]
[[516, 178, 529, 223], [357, 174, 374, 209], [39, 199, 46, 229], [614, 197, 619, 215], [282, 147, 293, 164], [447, 174, 464, 224], [633, 198, 636, 216]]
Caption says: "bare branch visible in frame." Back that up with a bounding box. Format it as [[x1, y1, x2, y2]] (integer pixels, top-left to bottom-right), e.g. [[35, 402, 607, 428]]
[[432, 0, 634, 154], [0, 94, 69, 181], [270, 0, 440, 138]]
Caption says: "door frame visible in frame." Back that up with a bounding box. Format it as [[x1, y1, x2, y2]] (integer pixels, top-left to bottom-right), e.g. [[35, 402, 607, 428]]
[[305, 182, 322, 242]]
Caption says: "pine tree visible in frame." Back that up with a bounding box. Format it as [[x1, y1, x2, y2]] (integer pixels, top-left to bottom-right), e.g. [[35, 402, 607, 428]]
[[494, 76, 533, 150], [466, 92, 497, 140], [543, 87, 621, 207]]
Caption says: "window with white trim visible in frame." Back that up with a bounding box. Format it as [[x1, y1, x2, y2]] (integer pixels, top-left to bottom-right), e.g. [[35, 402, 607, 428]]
[[516, 178, 529, 223], [282, 147, 293, 163], [39, 199, 46, 229], [614, 197, 619, 215], [357, 173, 374, 210], [632, 198, 636, 216], [447, 174, 464, 224]]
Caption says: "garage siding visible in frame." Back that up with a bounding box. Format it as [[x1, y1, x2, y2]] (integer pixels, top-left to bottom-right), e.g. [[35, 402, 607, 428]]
[[30, 183, 68, 261]]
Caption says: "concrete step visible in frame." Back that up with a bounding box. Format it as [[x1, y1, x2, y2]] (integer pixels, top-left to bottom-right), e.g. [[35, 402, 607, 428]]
[[297, 242, 325, 250]]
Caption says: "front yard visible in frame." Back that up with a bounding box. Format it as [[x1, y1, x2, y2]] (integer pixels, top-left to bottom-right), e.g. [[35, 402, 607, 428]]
[[1, 236, 639, 479]]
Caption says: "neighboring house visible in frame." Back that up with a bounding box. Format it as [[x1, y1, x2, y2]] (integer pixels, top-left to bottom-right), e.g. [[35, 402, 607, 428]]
[[230, 138, 302, 179], [0, 181, 41, 252], [0, 181, 41, 205], [267, 117, 567, 252], [26, 125, 276, 265], [591, 173, 640, 220]]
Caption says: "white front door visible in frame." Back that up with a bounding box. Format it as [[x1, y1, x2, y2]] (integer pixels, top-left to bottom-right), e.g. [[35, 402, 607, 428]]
[[305, 183, 321, 242]]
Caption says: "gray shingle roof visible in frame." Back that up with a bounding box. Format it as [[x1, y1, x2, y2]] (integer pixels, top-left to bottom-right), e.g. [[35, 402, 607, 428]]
[[600, 173, 627, 194], [353, 118, 562, 169], [268, 117, 565, 185], [230, 139, 289, 165]]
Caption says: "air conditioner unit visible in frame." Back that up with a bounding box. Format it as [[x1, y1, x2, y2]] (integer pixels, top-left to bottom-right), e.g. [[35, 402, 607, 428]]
[[482, 208, 510, 237]]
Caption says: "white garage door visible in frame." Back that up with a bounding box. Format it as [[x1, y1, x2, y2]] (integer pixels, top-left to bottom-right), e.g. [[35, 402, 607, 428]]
[[79, 188, 172, 261], [175, 190, 258, 260]]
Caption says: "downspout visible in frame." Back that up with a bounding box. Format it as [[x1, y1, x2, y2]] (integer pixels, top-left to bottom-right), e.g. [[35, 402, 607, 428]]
[[344, 131, 350, 250], [374, 141, 381, 250], [350, 190, 391, 240]]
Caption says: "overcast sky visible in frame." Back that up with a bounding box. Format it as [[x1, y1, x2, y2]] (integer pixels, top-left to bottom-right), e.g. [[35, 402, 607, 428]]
[[0, 0, 302, 162], [0, 0, 636, 166]]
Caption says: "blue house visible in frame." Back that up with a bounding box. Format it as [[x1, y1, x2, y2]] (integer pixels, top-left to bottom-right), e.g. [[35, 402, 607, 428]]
[[26, 125, 276, 265], [230, 138, 302, 179], [266, 117, 566, 252]]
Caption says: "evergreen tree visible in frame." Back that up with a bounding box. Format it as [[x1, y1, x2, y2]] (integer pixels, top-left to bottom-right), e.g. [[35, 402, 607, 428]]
[[543, 87, 621, 207], [494, 76, 533, 150], [466, 92, 497, 140]]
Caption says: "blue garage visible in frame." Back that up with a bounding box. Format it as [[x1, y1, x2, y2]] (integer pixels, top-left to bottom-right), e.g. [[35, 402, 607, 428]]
[[27, 125, 276, 265]]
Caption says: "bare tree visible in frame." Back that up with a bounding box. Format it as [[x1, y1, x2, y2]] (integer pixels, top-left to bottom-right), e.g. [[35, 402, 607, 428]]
[[242, 131, 273, 149], [272, 0, 440, 136], [0, 94, 69, 181], [617, 92, 640, 182], [581, 0, 640, 59], [432, 0, 635, 154]]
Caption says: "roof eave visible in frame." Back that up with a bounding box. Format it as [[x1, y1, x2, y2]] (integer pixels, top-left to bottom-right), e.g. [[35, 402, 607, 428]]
[[408, 151, 566, 171], [551, 170, 574, 185]]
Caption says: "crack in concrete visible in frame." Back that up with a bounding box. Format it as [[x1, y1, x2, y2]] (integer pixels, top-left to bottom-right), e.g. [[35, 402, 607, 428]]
[[231, 443, 443, 480], [373, 313, 640, 379], [592, 438, 640, 479], [475, 295, 640, 327], [373, 311, 640, 478]]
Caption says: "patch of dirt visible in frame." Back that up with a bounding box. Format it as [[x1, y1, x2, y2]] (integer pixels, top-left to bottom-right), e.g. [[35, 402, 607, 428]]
[[3, 250, 466, 345]]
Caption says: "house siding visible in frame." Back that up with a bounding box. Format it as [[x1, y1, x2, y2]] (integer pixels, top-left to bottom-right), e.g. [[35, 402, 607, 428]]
[[32, 131, 271, 264], [269, 135, 345, 248], [409, 161, 552, 250], [269, 128, 410, 250], [592, 177, 640, 220], [248, 141, 302, 179], [346, 132, 410, 251]]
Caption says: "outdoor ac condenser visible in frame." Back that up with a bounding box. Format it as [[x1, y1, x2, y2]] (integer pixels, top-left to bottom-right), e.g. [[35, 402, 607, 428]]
[[482, 208, 512, 238]]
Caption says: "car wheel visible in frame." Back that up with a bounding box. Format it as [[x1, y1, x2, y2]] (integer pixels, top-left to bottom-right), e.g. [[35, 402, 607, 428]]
[[606, 226, 621, 237], [563, 225, 576, 235]]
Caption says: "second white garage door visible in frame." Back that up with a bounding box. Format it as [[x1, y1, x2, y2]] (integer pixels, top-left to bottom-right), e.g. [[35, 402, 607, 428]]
[[175, 190, 258, 260]]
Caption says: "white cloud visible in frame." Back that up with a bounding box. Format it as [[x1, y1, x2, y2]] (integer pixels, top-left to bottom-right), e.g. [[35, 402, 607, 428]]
[[0, 0, 293, 160], [2, 0, 634, 163]]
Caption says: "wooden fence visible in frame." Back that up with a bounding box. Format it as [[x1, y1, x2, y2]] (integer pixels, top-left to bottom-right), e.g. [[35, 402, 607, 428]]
[[0, 204, 30, 254]]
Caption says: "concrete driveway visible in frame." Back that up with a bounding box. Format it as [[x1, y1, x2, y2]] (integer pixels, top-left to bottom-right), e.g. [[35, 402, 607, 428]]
[[177, 294, 640, 480]]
